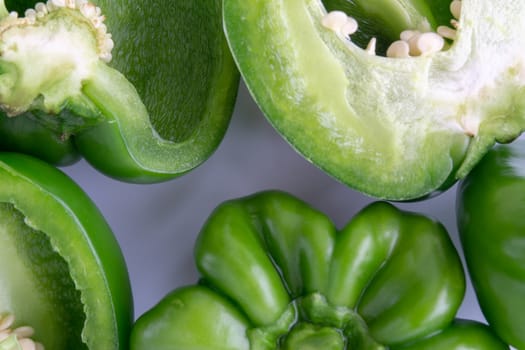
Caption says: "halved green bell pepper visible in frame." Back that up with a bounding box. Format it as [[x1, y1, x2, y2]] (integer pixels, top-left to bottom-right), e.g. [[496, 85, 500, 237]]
[[0, 152, 133, 349], [0, 0, 239, 182], [223, 0, 525, 200], [457, 138, 525, 349], [131, 190, 507, 349]]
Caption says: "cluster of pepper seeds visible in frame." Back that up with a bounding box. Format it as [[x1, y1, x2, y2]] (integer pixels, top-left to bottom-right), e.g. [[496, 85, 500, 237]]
[[1, 0, 113, 62], [322, 0, 462, 58], [0, 313, 44, 350]]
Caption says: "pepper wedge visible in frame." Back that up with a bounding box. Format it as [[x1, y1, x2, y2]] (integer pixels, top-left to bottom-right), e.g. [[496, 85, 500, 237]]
[[0, 0, 239, 182], [0, 153, 133, 349], [223, 0, 525, 200], [131, 191, 507, 349]]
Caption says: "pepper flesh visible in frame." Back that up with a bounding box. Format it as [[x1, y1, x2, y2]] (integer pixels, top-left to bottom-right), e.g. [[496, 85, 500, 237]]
[[0, 335, 21, 350], [131, 191, 507, 349], [0, 153, 133, 349], [0, 0, 239, 182], [457, 138, 525, 349], [223, 0, 525, 200]]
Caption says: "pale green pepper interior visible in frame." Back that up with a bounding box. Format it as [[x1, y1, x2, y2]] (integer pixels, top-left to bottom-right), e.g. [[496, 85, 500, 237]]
[[316, 0, 525, 180], [2, 0, 230, 142], [0, 335, 22, 350], [0, 203, 86, 349], [223, 0, 525, 199]]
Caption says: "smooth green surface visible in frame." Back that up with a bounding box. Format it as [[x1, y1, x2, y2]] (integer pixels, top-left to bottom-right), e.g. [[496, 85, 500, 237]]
[[131, 286, 250, 350], [0, 0, 239, 182], [195, 201, 291, 327], [326, 201, 464, 345], [131, 191, 506, 349], [393, 320, 509, 350], [457, 139, 525, 349], [0, 153, 133, 349], [224, 0, 525, 200]]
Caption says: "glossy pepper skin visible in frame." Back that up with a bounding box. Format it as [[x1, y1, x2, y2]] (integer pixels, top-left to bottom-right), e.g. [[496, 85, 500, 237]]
[[457, 139, 525, 349], [0, 0, 239, 182], [131, 191, 507, 349], [0, 153, 133, 349]]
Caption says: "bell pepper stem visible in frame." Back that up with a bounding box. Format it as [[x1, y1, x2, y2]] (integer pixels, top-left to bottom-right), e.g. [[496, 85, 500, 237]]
[[247, 303, 298, 350], [281, 323, 345, 350], [298, 293, 385, 349]]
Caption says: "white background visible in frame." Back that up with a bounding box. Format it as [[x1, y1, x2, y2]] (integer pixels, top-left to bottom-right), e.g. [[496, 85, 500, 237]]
[[62, 82, 486, 323]]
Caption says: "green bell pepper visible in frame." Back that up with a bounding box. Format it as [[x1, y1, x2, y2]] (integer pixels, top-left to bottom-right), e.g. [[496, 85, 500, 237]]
[[131, 191, 507, 349], [0, 0, 239, 182], [456, 138, 525, 349], [0, 152, 133, 349], [223, 0, 525, 200]]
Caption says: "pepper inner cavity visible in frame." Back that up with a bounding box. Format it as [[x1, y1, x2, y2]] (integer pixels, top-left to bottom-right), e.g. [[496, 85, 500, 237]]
[[322, 0, 461, 58], [0, 203, 86, 350]]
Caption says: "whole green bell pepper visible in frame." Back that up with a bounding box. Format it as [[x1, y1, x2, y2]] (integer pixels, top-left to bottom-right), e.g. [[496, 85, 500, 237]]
[[131, 191, 507, 349], [457, 138, 525, 349], [0, 152, 133, 349], [223, 0, 525, 200], [0, 0, 239, 182]]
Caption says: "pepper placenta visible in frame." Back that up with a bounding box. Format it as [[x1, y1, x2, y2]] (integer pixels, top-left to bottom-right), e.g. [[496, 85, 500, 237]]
[[457, 138, 525, 349], [223, 0, 525, 200], [131, 191, 507, 349], [0, 152, 133, 349], [0, 0, 239, 182]]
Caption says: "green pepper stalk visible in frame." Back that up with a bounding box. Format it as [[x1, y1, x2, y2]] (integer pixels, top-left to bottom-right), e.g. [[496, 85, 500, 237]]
[[131, 191, 508, 349], [0, 152, 133, 349], [457, 138, 525, 349], [0, 0, 239, 182], [223, 0, 525, 200]]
